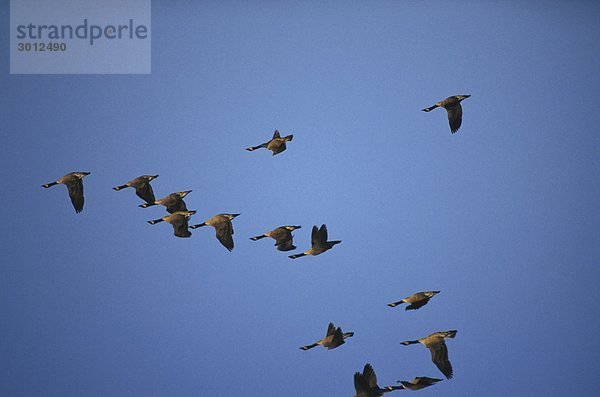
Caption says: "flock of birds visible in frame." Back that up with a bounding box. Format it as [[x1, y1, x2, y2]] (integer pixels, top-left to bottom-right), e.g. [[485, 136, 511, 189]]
[[41, 95, 470, 395]]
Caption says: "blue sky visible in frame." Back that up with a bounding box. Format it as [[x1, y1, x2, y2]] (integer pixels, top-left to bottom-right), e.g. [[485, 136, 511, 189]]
[[2, 1, 600, 396]]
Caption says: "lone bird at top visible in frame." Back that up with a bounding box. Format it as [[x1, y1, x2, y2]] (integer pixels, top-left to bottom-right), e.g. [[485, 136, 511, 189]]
[[113, 174, 159, 204], [246, 130, 293, 155], [288, 224, 341, 259], [139, 190, 192, 214], [190, 213, 240, 251], [42, 172, 90, 213], [300, 322, 354, 351], [388, 291, 440, 311], [401, 330, 457, 379], [250, 225, 302, 251], [422, 95, 470, 133]]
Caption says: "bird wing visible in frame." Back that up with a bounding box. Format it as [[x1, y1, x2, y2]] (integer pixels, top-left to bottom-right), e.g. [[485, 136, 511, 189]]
[[326, 322, 336, 336], [171, 214, 191, 238], [134, 182, 156, 204], [330, 327, 345, 347], [363, 363, 378, 389], [310, 225, 320, 248], [166, 197, 187, 214], [272, 129, 281, 139], [354, 372, 371, 396], [276, 239, 296, 251], [406, 298, 430, 310], [66, 178, 84, 213], [428, 341, 453, 379], [215, 220, 234, 251], [446, 103, 463, 133]]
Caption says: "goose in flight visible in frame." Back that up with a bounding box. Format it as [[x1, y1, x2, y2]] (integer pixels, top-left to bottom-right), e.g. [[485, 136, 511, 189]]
[[387, 291, 440, 310], [190, 213, 240, 251], [422, 95, 470, 133], [300, 322, 354, 351], [113, 174, 159, 204], [139, 190, 192, 214], [246, 130, 294, 155], [288, 224, 341, 259], [401, 330, 457, 379], [250, 225, 301, 251], [148, 210, 196, 238], [42, 172, 90, 213]]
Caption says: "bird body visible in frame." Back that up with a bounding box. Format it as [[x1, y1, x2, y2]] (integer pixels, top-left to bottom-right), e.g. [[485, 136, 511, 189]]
[[397, 376, 442, 391], [289, 224, 341, 259], [246, 130, 294, 155], [42, 172, 90, 213], [401, 330, 457, 379], [250, 225, 301, 251], [388, 291, 440, 310], [422, 95, 470, 133], [190, 213, 240, 251], [113, 174, 159, 204], [139, 190, 192, 213], [148, 210, 196, 238], [300, 322, 354, 351]]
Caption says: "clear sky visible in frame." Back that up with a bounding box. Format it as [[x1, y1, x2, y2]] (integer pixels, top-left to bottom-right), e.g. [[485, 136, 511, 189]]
[[2, 1, 600, 396]]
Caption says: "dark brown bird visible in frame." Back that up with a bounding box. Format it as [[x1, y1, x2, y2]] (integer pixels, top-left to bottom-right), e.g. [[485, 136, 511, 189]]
[[113, 175, 159, 204], [353, 363, 403, 397], [300, 322, 354, 351], [148, 210, 196, 238], [139, 190, 192, 213], [422, 95, 470, 133], [288, 224, 341, 259], [246, 130, 294, 155], [388, 291, 440, 310], [189, 213, 240, 251], [401, 330, 457, 379], [42, 172, 90, 213], [396, 377, 442, 391], [250, 225, 301, 251]]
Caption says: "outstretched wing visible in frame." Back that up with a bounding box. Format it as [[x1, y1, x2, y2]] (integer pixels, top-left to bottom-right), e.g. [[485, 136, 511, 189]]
[[66, 179, 84, 213], [326, 322, 336, 336], [447, 103, 463, 133], [272, 129, 281, 139], [406, 298, 430, 311], [171, 214, 192, 238], [428, 341, 453, 379], [166, 197, 187, 214], [135, 182, 155, 204], [215, 220, 234, 251]]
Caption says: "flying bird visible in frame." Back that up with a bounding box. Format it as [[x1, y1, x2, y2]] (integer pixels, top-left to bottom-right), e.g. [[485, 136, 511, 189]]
[[139, 190, 192, 214], [250, 225, 302, 251], [113, 174, 159, 204], [422, 95, 470, 133], [147, 210, 196, 238], [300, 322, 354, 351], [396, 377, 442, 391], [401, 330, 457, 379], [288, 224, 341, 259], [42, 172, 90, 213], [388, 291, 440, 310], [190, 213, 240, 251], [246, 130, 294, 155], [353, 363, 403, 397]]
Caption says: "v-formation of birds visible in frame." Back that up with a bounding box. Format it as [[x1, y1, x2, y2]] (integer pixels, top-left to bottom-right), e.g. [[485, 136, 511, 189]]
[[41, 95, 469, 395]]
